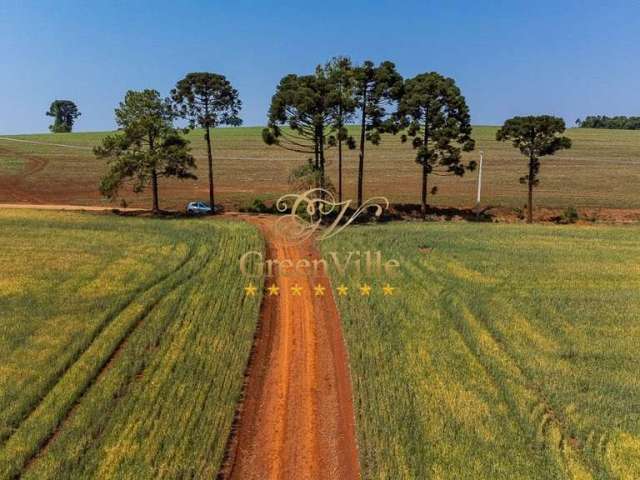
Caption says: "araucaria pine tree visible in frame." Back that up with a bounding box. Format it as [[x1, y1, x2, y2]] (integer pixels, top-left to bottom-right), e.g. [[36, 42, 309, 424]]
[[496, 115, 571, 223], [171, 73, 242, 212], [353, 61, 403, 206], [321, 56, 357, 202], [46, 100, 81, 133], [262, 71, 342, 193], [397, 72, 476, 216]]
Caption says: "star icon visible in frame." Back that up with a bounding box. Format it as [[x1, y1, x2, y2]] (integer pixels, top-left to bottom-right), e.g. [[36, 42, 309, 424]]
[[336, 285, 349, 296], [313, 284, 326, 296], [244, 283, 257, 296], [267, 284, 280, 296], [359, 283, 372, 296], [382, 283, 395, 296], [291, 284, 303, 296]]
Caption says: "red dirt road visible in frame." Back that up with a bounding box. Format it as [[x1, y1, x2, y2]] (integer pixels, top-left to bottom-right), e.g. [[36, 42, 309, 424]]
[[221, 217, 360, 480]]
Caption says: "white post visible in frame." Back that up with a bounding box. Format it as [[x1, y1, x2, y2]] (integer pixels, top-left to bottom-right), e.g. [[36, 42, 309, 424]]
[[476, 151, 484, 211]]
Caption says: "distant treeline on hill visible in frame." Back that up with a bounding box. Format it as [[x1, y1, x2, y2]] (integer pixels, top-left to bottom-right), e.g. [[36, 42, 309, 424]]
[[578, 115, 640, 129]]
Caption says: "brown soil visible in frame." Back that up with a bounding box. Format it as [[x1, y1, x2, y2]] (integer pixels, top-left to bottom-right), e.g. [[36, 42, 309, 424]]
[[490, 206, 640, 224], [0, 203, 143, 212], [219, 216, 360, 480], [2, 201, 640, 227], [382, 204, 640, 224], [0, 150, 48, 203]]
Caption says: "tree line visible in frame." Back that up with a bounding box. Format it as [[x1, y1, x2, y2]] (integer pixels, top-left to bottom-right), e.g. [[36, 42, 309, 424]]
[[262, 58, 477, 216], [577, 115, 640, 130], [57, 57, 571, 223]]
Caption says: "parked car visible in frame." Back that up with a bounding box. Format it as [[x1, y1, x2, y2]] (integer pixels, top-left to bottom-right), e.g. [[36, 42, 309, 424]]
[[186, 201, 212, 215]]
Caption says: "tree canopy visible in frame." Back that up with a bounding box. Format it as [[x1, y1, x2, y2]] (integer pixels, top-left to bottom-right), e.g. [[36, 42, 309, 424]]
[[171, 72, 242, 210], [397, 72, 475, 214], [496, 115, 571, 223], [262, 72, 342, 191], [171, 72, 242, 129], [95, 89, 196, 212], [46, 100, 81, 133]]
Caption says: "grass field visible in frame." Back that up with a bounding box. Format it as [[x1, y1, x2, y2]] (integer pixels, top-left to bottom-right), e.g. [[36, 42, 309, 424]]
[[0, 126, 639, 210], [322, 222, 640, 479], [0, 210, 263, 479]]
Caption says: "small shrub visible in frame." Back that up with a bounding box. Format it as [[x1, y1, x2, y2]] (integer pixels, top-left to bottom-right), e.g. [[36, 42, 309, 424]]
[[240, 198, 271, 214], [514, 207, 525, 220], [559, 206, 579, 224]]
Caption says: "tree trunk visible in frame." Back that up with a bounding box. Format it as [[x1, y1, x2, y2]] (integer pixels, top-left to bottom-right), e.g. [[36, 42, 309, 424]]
[[319, 126, 325, 192], [205, 126, 215, 213], [149, 134, 159, 213], [151, 168, 159, 213], [421, 163, 428, 217], [337, 103, 343, 203], [314, 127, 320, 171], [357, 86, 367, 207], [527, 156, 534, 224], [421, 118, 429, 217], [338, 137, 343, 203]]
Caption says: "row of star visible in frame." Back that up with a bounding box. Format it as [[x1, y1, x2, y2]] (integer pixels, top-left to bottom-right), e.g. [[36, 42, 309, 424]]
[[244, 283, 396, 297]]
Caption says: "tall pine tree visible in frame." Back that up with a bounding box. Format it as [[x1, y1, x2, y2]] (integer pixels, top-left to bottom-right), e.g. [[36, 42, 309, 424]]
[[353, 61, 403, 206], [171, 73, 241, 212], [397, 72, 476, 215]]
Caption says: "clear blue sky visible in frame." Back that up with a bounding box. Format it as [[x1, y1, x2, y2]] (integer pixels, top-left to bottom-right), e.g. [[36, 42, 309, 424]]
[[1, 0, 638, 134]]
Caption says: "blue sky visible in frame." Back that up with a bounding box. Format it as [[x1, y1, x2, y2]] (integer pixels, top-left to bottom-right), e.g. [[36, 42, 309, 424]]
[[1, 0, 638, 134]]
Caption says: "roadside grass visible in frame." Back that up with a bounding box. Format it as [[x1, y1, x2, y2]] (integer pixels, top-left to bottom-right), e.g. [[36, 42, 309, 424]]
[[1, 126, 639, 209], [0, 210, 263, 479], [322, 222, 640, 479]]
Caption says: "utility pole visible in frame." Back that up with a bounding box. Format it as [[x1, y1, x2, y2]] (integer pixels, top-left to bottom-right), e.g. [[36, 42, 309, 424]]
[[475, 151, 484, 218]]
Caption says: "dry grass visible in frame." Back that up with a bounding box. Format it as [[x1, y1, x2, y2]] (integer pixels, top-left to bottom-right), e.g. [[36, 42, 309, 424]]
[[1, 126, 639, 210]]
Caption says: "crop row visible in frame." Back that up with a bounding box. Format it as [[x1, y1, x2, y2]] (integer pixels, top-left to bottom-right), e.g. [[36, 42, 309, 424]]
[[0, 212, 263, 479], [322, 222, 640, 479]]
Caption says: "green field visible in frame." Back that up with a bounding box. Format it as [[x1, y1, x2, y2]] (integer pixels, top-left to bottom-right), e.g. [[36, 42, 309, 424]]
[[0, 126, 639, 210], [322, 223, 640, 479], [0, 210, 263, 479]]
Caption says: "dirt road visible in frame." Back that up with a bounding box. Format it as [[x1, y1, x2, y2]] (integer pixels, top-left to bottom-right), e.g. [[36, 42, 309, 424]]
[[221, 217, 360, 480], [0, 203, 144, 212]]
